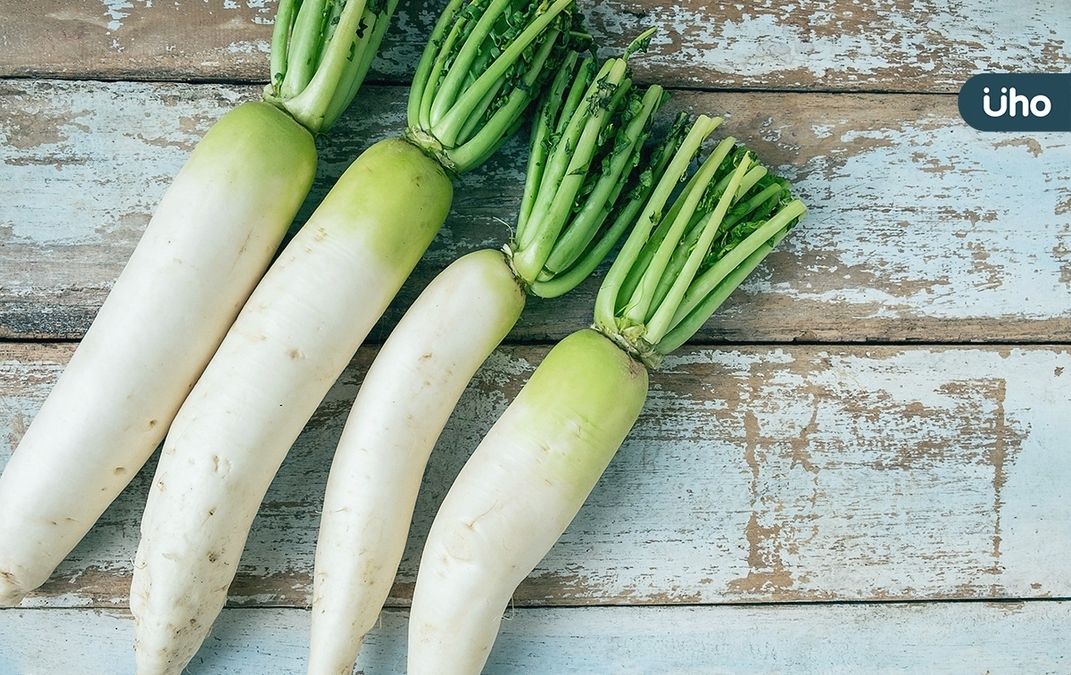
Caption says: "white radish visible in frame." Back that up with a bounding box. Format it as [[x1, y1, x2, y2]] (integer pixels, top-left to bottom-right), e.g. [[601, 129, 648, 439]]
[[407, 328, 649, 675], [129, 138, 452, 675], [0, 101, 316, 606], [0, 0, 398, 606], [406, 116, 807, 673], [308, 248, 525, 675]]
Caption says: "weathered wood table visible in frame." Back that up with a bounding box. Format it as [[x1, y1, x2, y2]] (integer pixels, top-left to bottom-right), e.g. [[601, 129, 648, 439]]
[[2, 1, 1069, 673]]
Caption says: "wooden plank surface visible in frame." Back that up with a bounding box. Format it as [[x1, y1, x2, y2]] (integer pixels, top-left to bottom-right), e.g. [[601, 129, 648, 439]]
[[2, 602, 1069, 674], [3, 81, 1070, 343], [2, 0, 1069, 672], [1, 0, 1068, 92], [3, 342, 1069, 608]]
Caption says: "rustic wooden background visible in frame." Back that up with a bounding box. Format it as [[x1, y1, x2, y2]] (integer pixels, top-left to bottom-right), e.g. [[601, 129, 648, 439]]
[[2, 0, 1070, 673]]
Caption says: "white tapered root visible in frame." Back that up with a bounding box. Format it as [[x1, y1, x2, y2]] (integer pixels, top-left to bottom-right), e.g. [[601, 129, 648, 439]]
[[0, 102, 315, 607], [130, 137, 452, 675], [308, 248, 525, 675], [407, 328, 649, 675]]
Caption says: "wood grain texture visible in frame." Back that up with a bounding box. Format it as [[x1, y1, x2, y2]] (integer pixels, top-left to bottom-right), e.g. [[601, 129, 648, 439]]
[[1, 0, 1068, 93], [2, 342, 1069, 608], [3, 81, 1070, 343], [0, 0, 427, 84], [1, 602, 1068, 674]]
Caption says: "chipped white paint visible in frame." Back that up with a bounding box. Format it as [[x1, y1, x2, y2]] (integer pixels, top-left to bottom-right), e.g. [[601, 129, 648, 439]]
[[98, 0, 274, 35], [533, 345, 1071, 603], [225, 40, 271, 54], [0, 82, 249, 247], [99, 0, 134, 32], [584, 0, 1071, 90], [780, 117, 1071, 322], [6, 0, 1071, 87]]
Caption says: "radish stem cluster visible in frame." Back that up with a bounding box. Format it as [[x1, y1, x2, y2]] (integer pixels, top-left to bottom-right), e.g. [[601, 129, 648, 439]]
[[404, 0, 588, 172], [595, 116, 807, 366], [265, 0, 400, 133], [508, 27, 676, 294]]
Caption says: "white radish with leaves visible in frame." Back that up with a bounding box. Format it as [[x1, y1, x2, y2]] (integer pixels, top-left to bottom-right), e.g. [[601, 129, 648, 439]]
[[129, 2, 584, 672], [407, 114, 807, 674], [307, 36, 677, 675], [131, 138, 452, 675], [0, 0, 394, 607]]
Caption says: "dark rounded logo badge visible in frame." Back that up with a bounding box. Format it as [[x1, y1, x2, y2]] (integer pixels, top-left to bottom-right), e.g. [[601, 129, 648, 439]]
[[958, 73, 1071, 132]]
